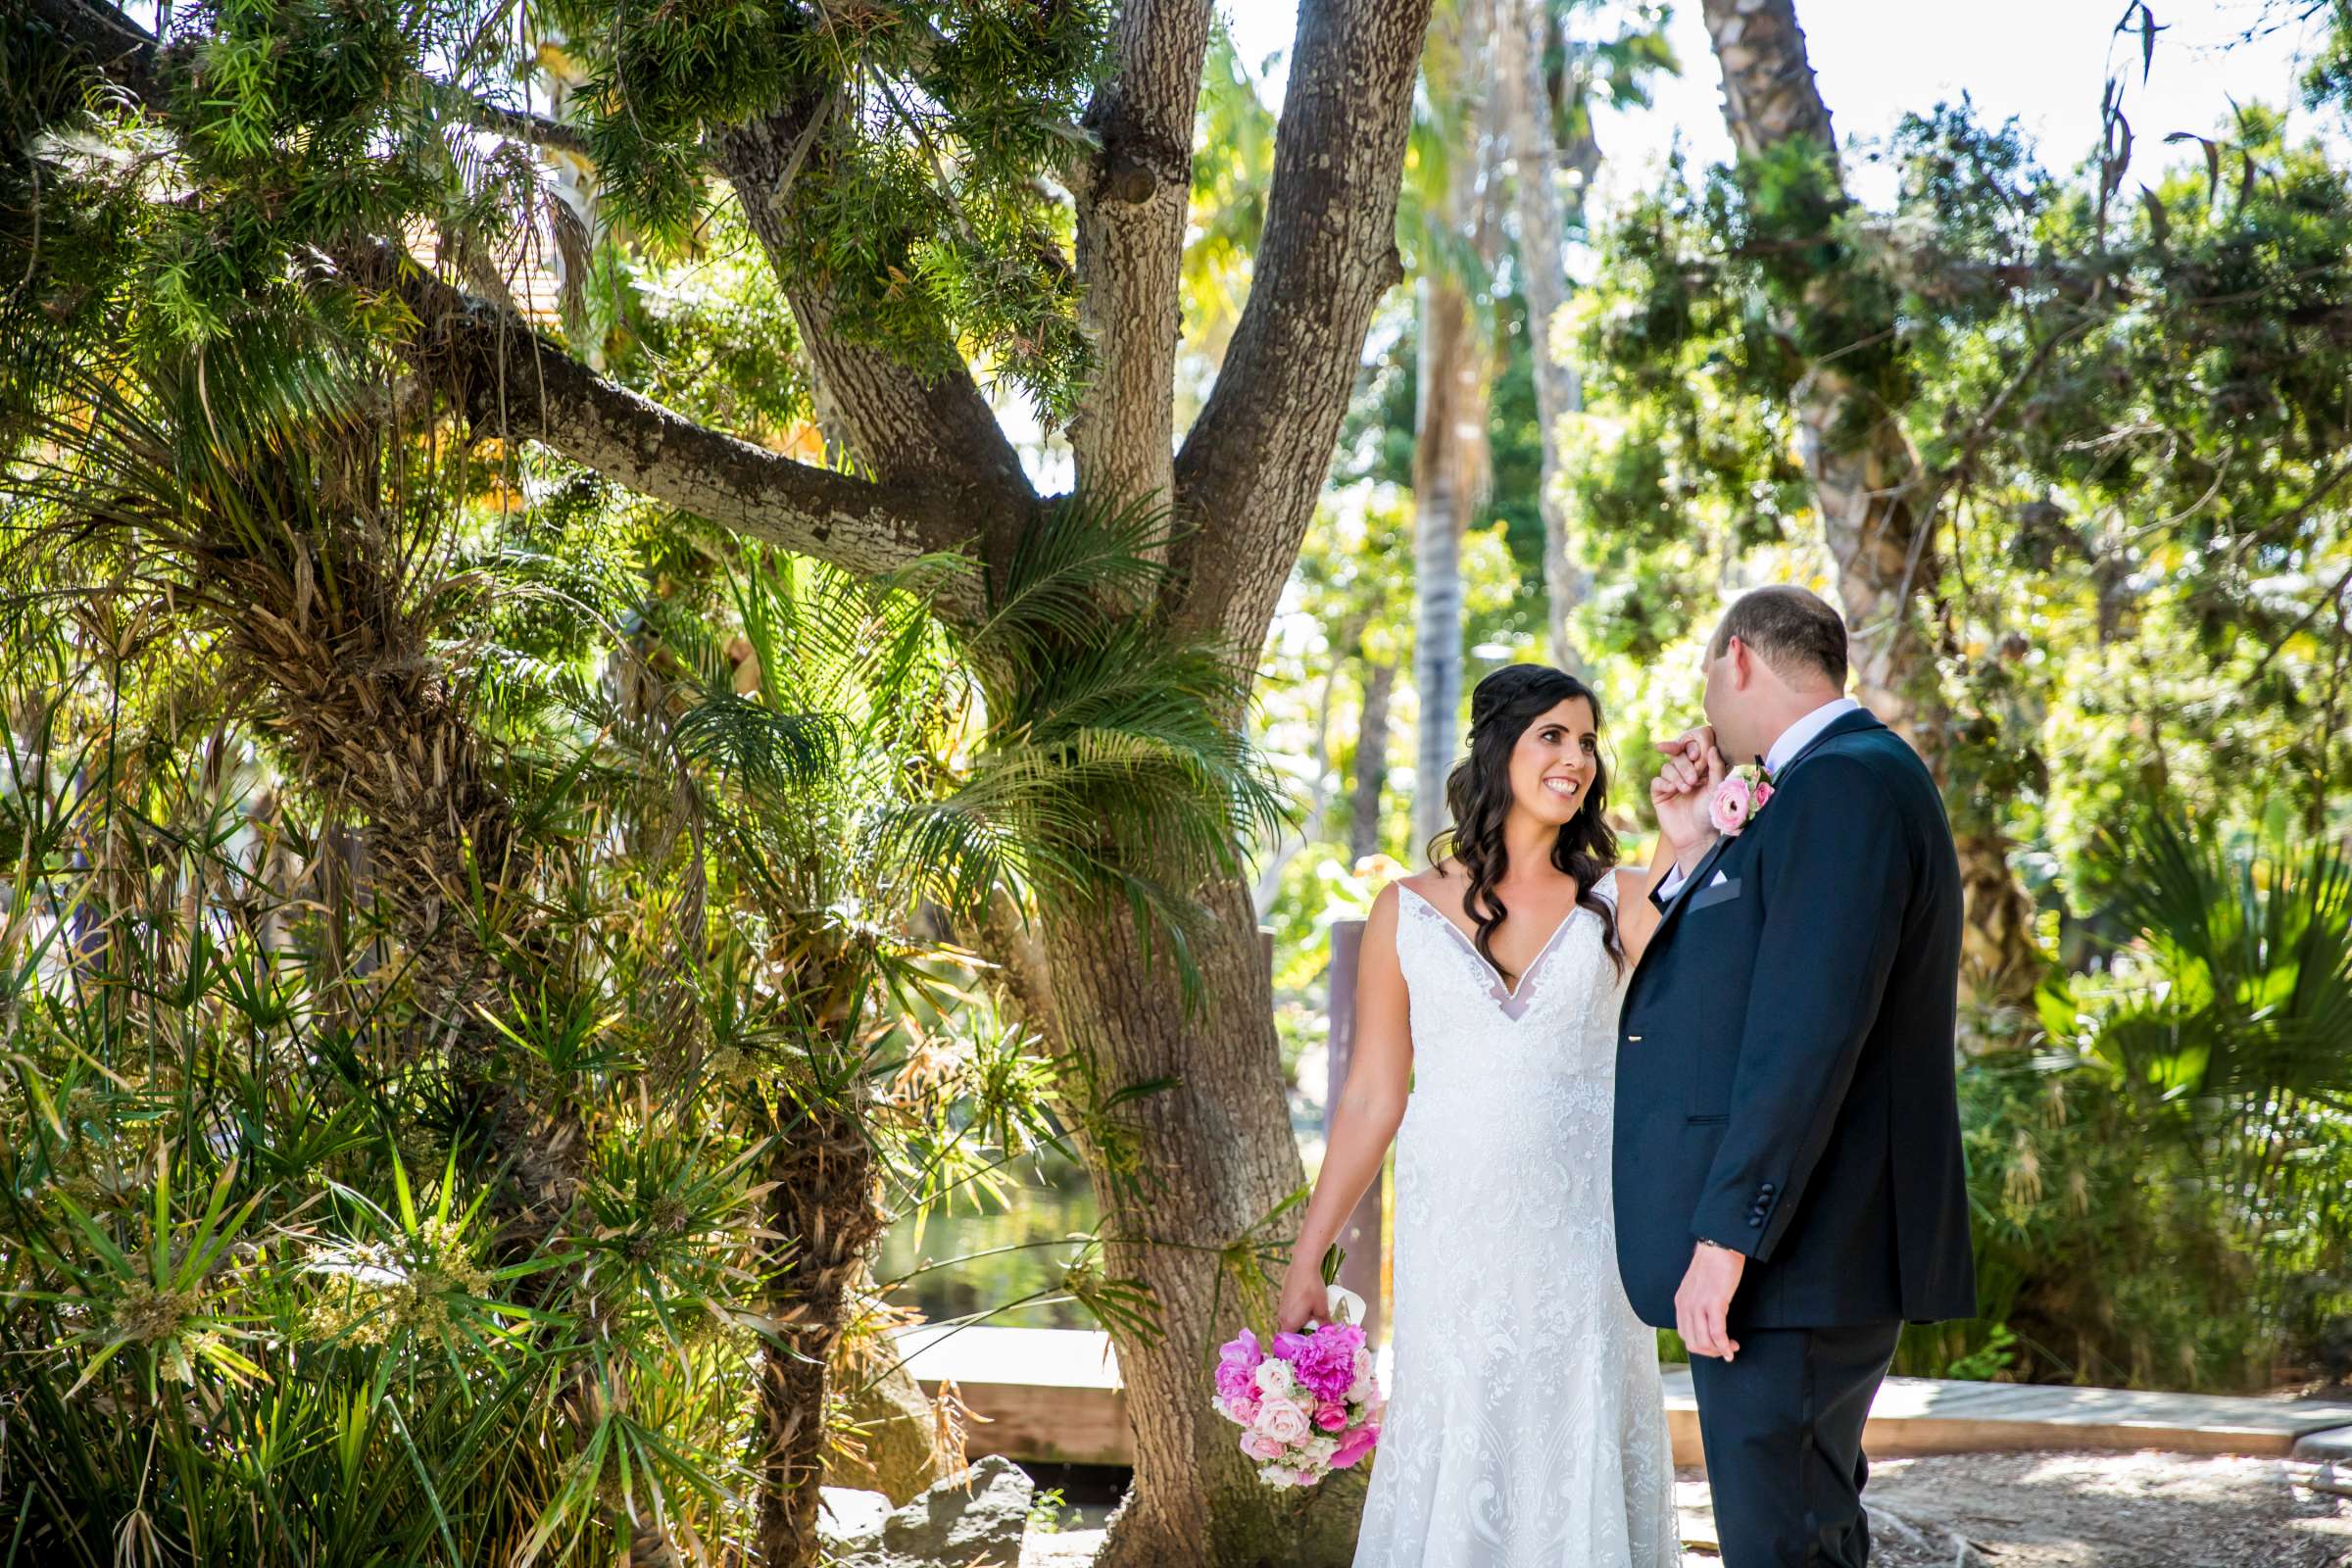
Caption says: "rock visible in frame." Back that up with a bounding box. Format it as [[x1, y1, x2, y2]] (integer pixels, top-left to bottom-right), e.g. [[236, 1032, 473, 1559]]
[[830, 1358, 953, 1504], [817, 1487, 893, 1545], [832, 1452, 1034, 1568]]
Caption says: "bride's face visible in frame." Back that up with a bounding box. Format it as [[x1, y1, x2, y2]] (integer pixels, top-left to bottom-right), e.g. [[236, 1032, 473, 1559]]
[[1509, 697, 1599, 827]]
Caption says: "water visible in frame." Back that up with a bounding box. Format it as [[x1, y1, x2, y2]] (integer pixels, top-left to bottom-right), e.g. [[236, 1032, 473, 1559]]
[[875, 1147, 1101, 1330]]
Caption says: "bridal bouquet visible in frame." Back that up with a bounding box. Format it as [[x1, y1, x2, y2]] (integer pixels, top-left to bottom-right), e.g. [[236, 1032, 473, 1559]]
[[1212, 1283, 1383, 1488]]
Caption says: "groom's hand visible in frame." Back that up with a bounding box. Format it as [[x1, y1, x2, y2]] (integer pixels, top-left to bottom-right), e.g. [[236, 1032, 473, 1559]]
[[1675, 1241, 1746, 1360]]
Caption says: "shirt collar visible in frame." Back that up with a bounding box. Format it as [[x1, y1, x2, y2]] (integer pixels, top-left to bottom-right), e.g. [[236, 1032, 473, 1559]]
[[1763, 695, 1862, 775]]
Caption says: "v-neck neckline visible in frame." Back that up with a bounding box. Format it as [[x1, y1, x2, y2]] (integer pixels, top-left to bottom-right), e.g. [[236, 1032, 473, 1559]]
[[1397, 881, 1587, 1007]]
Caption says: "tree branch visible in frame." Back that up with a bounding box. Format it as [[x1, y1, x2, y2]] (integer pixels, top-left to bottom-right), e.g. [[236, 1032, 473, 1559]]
[[33, 0, 987, 614], [29, 0, 169, 109], [446, 90, 596, 160], [1063, 0, 1213, 508], [357, 240, 988, 617], [713, 97, 1037, 551], [1168, 0, 1434, 647]]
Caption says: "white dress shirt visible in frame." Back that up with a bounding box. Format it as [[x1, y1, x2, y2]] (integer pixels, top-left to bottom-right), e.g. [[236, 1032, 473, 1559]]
[[1656, 696, 1862, 900]]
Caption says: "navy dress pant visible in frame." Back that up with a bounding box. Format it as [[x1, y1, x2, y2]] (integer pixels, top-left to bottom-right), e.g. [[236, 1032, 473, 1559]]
[[1687, 1321, 1903, 1567]]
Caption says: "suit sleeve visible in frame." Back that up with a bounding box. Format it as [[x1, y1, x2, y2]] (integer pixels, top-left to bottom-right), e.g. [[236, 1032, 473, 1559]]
[[1689, 757, 1912, 1261]]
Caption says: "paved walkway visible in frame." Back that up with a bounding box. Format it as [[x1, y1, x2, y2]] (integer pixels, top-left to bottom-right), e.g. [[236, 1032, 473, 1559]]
[[896, 1325, 2352, 1467]]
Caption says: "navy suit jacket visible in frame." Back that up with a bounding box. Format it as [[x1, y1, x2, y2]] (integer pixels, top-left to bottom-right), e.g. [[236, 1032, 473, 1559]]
[[1612, 708, 1977, 1330]]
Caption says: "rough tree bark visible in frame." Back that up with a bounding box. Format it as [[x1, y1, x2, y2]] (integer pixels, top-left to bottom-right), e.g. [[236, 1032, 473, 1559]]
[[1698, 0, 2041, 1006], [41, 1, 1439, 1560]]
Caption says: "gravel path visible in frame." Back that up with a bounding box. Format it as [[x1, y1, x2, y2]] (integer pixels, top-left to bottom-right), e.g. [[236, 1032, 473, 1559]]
[[1018, 1450, 2352, 1567]]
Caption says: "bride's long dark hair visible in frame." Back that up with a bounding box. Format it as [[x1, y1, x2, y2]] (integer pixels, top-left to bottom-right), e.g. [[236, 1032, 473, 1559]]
[[1423, 664, 1625, 979]]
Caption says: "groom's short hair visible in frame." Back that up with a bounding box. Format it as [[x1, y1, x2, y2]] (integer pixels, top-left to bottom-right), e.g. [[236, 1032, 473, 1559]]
[[1709, 586, 1849, 691]]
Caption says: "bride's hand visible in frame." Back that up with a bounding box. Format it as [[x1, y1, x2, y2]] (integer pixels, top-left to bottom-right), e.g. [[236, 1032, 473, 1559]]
[[1276, 1259, 1327, 1336], [1651, 726, 1726, 856]]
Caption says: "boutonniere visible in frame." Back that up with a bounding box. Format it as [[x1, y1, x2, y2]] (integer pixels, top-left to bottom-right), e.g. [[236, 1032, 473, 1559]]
[[1709, 761, 1775, 837]]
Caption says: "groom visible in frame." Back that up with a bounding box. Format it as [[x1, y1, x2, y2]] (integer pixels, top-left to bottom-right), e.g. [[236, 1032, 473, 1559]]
[[1615, 586, 1976, 1567]]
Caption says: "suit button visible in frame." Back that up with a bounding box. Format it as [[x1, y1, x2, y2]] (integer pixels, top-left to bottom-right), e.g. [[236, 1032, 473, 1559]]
[[1746, 1216, 1763, 1228], [1760, 1183, 1777, 1196]]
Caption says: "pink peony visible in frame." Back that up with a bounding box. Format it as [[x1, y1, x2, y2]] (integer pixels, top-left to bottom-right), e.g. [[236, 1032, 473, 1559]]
[[1708, 774, 1754, 835], [1330, 1423, 1380, 1469], [1215, 1328, 1266, 1404], [1290, 1321, 1366, 1402], [1218, 1328, 1264, 1375]]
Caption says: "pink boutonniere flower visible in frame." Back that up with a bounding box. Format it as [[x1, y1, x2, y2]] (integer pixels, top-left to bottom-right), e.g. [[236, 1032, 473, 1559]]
[[1709, 762, 1775, 837]]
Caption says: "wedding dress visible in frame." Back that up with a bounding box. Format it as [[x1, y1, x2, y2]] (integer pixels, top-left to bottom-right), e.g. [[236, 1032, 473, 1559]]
[[1353, 875, 1681, 1567]]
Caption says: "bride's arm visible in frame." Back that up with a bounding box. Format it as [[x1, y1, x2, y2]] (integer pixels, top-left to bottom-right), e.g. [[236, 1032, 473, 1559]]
[[1276, 882, 1412, 1334], [1611, 838, 1681, 969]]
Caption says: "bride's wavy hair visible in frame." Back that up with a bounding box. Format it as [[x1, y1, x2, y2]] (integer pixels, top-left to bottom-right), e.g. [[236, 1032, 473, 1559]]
[[1424, 664, 1625, 979]]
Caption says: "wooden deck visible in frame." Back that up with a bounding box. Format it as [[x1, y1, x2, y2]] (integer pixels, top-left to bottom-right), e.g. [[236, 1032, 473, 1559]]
[[896, 1325, 2352, 1470]]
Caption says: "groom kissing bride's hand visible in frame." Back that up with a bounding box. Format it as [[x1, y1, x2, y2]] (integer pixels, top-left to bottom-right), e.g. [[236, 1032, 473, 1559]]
[[1614, 585, 1976, 1568]]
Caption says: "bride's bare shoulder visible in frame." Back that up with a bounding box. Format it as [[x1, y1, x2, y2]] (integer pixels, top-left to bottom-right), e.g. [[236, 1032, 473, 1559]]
[[1402, 861, 1466, 906]]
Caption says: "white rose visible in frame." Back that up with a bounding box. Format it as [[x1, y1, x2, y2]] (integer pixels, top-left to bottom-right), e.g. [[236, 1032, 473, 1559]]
[[1252, 1358, 1296, 1396], [1255, 1396, 1311, 1446], [1345, 1373, 1374, 1404], [1258, 1463, 1297, 1489]]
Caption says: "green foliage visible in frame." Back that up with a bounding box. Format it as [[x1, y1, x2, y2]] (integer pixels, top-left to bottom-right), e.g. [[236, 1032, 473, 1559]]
[[1570, 86, 2352, 863], [1898, 813, 2352, 1391], [0, 306, 1204, 1559]]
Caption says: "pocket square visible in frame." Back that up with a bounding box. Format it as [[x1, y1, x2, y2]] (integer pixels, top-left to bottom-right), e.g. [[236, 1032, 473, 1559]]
[[1688, 875, 1743, 911]]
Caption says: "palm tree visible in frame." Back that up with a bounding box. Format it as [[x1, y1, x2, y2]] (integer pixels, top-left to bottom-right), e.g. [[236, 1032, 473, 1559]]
[[1406, 0, 1502, 859]]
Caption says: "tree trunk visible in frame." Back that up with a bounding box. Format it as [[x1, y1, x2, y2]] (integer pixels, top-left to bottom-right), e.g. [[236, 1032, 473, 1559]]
[[1351, 659, 1396, 863], [38, 5, 1437, 1560], [1042, 874, 1370, 1568], [1496, 0, 1597, 674], [753, 1102, 887, 1567], [1698, 0, 2040, 1007]]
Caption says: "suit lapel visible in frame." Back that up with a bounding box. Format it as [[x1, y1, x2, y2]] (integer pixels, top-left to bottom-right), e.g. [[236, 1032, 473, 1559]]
[[1654, 829, 1738, 922], [1632, 706, 1888, 983]]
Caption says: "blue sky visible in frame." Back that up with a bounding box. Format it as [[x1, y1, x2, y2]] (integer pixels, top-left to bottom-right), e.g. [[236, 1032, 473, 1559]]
[[1223, 0, 2338, 210]]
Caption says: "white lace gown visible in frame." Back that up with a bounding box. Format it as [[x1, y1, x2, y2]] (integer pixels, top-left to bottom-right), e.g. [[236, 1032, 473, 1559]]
[[1353, 877, 1681, 1568]]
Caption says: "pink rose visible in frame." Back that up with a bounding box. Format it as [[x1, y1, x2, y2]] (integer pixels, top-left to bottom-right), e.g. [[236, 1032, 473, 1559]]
[[1314, 1400, 1348, 1431], [1709, 775, 1753, 836], [1751, 779, 1773, 810], [1253, 1396, 1310, 1446], [1240, 1430, 1285, 1462], [1330, 1423, 1380, 1468]]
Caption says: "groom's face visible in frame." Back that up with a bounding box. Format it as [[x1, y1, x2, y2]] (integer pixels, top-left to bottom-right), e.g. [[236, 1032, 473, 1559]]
[[1700, 639, 1756, 762]]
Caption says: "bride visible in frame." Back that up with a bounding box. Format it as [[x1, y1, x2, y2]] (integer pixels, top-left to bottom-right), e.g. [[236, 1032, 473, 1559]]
[[1277, 662, 1682, 1567]]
